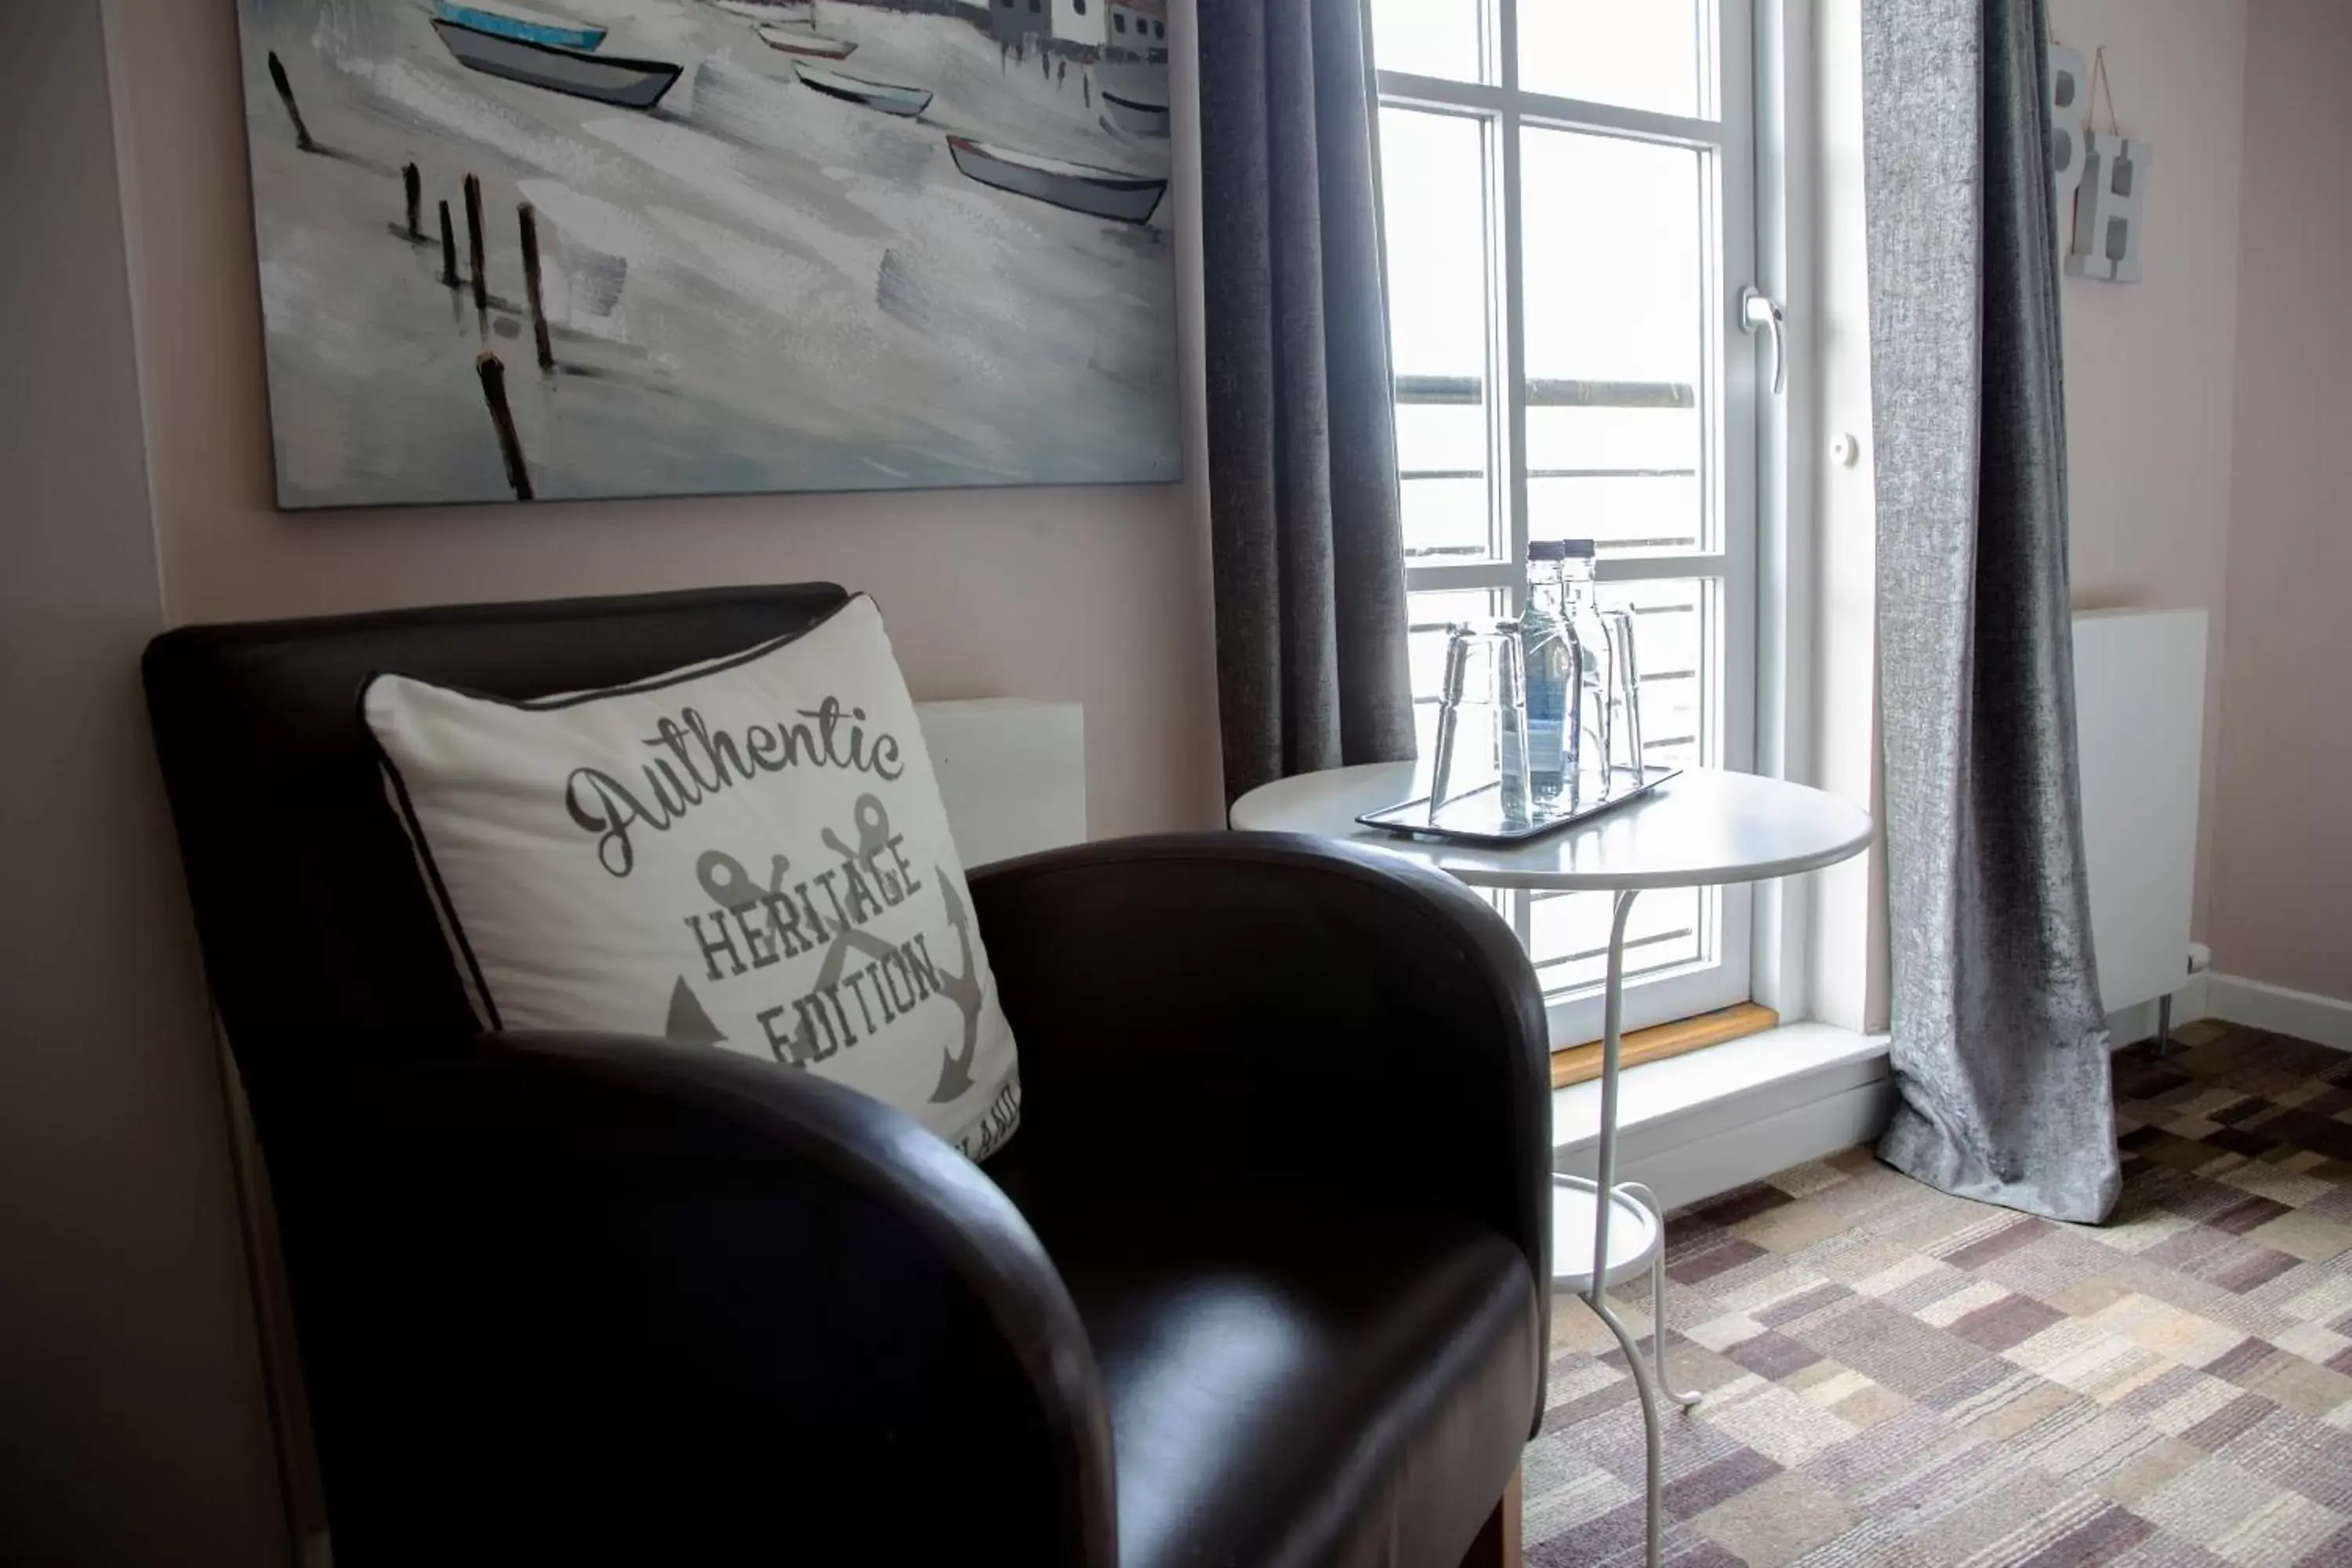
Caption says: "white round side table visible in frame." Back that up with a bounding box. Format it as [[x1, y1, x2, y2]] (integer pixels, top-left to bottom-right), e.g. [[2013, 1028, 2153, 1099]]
[[1232, 763, 1873, 1568]]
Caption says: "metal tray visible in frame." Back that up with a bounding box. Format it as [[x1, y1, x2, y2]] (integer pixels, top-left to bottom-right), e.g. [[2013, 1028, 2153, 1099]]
[[1356, 766, 1682, 847]]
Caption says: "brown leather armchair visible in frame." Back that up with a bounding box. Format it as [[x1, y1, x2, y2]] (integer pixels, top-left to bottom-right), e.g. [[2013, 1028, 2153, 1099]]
[[143, 584, 1552, 1566]]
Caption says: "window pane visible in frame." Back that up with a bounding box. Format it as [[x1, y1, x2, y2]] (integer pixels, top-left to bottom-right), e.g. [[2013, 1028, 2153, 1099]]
[[1602, 577, 1708, 775], [1381, 108, 1496, 565], [1529, 885, 1705, 995], [1519, 0, 1704, 118], [1520, 129, 1704, 554], [1395, 404, 1491, 563], [1407, 588, 1507, 760], [1369, 0, 1485, 85]]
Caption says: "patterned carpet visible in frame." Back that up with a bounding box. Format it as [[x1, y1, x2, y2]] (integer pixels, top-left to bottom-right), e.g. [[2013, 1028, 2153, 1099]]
[[1530, 1025, 2352, 1567]]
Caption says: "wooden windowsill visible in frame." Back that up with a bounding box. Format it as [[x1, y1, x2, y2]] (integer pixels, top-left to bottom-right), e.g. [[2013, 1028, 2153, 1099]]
[[1549, 1002, 1780, 1090]]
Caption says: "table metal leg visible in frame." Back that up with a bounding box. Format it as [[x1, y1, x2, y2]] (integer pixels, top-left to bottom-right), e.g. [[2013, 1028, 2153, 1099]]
[[1624, 1181, 1703, 1408], [1585, 888, 1671, 1568], [1586, 1289, 1668, 1568], [1588, 890, 1636, 1298]]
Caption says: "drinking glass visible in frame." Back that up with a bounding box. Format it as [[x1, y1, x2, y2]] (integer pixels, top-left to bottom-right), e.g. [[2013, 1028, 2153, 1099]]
[[1601, 606, 1645, 789], [1428, 620, 1535, 829]]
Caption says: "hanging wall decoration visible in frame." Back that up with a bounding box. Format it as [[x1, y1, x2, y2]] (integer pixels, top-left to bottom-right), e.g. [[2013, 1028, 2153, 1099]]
[[2053, 44, 2153, 285], [232, 0, 1181, 509], [2069, 130, 2153, 284], [2048, 44, 2089, 233]]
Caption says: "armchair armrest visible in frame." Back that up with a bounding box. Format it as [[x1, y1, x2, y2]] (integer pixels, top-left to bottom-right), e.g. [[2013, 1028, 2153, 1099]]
[[250, 1029, 1115, 1566], [970, 832, 1552, 1397]]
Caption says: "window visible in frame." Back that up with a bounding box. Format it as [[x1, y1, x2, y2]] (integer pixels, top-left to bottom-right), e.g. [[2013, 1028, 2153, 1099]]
[[1114, 13, 1127, 31], [1074, 0, 1086, 12], [1369, 0, 1761, 1048]]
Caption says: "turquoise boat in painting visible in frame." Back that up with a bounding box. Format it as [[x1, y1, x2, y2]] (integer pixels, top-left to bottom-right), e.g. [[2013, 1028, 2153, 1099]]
[[790, 60, 932, 118], [431, 0, 608, 51], [430, 20, 681, 107]]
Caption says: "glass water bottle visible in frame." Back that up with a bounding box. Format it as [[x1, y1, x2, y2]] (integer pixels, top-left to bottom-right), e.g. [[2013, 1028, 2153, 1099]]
[[1523, 539, 1641, 811]]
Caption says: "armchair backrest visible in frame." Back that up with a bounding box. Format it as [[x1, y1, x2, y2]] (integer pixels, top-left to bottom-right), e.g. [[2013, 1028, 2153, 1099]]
[[143, 584, 850, 1063]]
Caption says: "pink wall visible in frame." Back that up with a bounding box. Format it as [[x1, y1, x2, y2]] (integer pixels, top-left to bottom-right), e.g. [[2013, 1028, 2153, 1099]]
[[2, 3, 286, 1558], [2049, 0, 2248, 946], [107, 0, 1223, 843], [2209, 0, 2352, 1000]]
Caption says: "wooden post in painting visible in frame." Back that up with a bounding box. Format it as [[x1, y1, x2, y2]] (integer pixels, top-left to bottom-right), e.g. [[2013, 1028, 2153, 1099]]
[[466, 173, 494, 312], [517, 204, 554, 372], [463, 175, 488, 311], [402, 163, 423, 241], [438, 200, 459, 288], [476, 352, 533, 502], [266, 53, 318, 154]]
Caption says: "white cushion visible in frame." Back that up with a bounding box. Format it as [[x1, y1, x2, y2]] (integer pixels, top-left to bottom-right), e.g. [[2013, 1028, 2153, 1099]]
[[362, 594, 1021, 1160]]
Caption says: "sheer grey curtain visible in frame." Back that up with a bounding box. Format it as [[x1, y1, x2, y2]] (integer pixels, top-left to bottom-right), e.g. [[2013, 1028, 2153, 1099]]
[[1198, 0, 1415, 804], [1865, 0, 2117, 1221]]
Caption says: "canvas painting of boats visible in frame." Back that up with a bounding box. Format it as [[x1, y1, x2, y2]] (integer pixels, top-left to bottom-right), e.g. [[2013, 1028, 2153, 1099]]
[[230, 0, 1178, 507]]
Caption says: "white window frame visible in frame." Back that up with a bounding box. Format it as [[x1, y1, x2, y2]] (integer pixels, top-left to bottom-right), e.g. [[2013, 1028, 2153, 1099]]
[[1374, 0, 1766, 1047]]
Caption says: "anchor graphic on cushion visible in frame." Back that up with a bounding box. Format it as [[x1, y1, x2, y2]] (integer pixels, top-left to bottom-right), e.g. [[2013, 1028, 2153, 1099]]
[[686, 793, 984, 1104]]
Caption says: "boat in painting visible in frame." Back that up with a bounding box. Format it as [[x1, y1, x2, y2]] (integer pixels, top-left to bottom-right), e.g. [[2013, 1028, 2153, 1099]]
[[790, 60, 933, 117], [756, 24, 855, 60], [1098, 89, 1169, 138], [430, 19, 682, 109], [715, 1, 815, 22], [946, 136, 1167, 224], [430, 0, 607, 51]]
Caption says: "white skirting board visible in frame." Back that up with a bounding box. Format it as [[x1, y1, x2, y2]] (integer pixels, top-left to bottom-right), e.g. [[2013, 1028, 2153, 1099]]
[[2107, 970, 2352, 1054], [2200, 974, 2352, 1053]]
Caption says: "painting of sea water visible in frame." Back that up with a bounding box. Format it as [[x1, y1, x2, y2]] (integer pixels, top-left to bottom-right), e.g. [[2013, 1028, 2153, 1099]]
[[234, 0, 1178, 507]]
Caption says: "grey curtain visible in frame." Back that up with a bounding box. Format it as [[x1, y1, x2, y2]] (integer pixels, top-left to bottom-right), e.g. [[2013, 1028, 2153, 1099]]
[[1198, 0, 1416, 804], [1866, 0, 2118, 1221]]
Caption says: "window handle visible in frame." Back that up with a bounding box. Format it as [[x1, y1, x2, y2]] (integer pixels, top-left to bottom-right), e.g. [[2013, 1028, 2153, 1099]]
[[1740, 286, 1786, 397]]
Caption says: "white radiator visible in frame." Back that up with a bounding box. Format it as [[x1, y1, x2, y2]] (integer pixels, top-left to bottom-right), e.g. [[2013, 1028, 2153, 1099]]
[[914, 699, 1087, 868], [2071, 609, 2206, 1014]]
